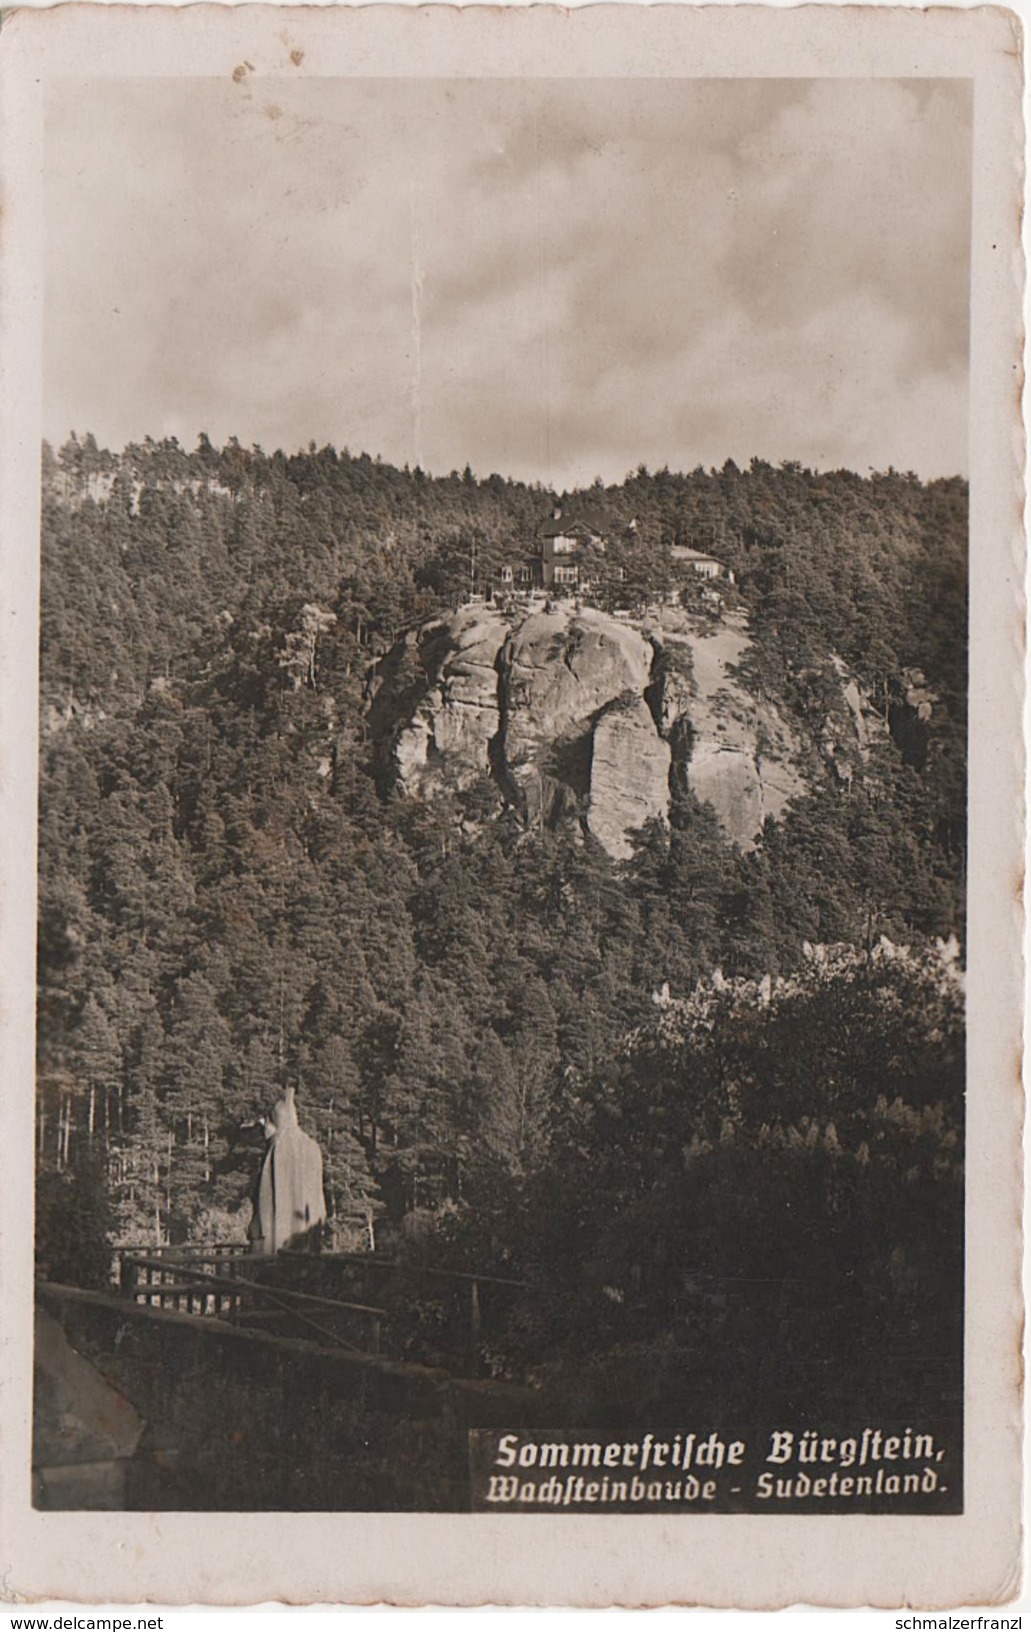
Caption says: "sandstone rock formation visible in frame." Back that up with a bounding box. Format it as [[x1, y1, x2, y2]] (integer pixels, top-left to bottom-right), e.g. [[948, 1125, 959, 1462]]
[[369, 601, 810, 859], [500, 608, 655, 829], [372, 607, 508, 797], [587, 698, 672, 860], [249, 1086, 327, 1257], [650, 614, 802, 842]]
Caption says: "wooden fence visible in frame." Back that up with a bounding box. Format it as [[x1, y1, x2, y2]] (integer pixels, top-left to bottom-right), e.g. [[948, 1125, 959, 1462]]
[[117, 1247, 386, 1354], [115, 1245, 527, 1373]]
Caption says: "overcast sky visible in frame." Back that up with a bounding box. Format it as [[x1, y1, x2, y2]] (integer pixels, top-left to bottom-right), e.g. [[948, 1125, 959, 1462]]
[[44, 76, 971, 487]]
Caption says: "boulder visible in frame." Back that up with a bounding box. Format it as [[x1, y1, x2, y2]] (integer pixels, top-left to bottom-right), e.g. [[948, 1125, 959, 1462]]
[[587, 699, 672, 860], [250, 1086, 327, 1256]]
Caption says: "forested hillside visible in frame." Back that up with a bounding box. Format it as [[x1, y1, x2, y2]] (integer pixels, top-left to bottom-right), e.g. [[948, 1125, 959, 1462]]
[[36, 434, 966, 1413]]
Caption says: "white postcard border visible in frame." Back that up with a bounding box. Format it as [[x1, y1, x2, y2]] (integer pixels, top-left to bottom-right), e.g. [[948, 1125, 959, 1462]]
[[0, 3, 1023, 1607]]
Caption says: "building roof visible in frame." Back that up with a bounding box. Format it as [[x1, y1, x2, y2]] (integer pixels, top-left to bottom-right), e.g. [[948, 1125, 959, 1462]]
[[670, 546, 726, 566], [538, 500, 620, 540], [539, 516, 609, 540]]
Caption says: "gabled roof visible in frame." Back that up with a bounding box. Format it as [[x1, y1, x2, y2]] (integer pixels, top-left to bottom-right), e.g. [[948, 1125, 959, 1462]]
[[539, 510, 611, 540], [670, 546, 726, 565]]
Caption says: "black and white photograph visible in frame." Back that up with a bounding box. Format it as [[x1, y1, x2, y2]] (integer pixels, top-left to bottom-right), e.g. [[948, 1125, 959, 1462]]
[[1, 1, 1023, 1609]]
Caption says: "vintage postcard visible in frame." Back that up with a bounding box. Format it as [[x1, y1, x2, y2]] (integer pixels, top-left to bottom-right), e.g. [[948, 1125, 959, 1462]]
[[0, 1, 1023, 1608]]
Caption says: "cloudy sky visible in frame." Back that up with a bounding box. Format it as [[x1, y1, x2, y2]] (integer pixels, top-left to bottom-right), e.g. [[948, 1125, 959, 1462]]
[[44, 76, 971, 487]]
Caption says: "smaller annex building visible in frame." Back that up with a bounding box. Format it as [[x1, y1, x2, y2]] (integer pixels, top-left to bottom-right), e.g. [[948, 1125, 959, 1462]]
[[669, 545, 735, 584]]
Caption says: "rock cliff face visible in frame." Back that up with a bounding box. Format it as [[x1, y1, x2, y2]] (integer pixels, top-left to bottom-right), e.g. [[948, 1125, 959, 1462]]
[[384, 608, 508, 799], [499, 609, 656, 842], [368, 602, 816, 859], [658, 616, 802, 841], [586, 698, 671, 859]]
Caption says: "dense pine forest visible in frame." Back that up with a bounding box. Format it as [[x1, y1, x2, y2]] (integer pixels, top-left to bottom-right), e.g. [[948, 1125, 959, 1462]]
[[36, 434, 966, 1418]]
